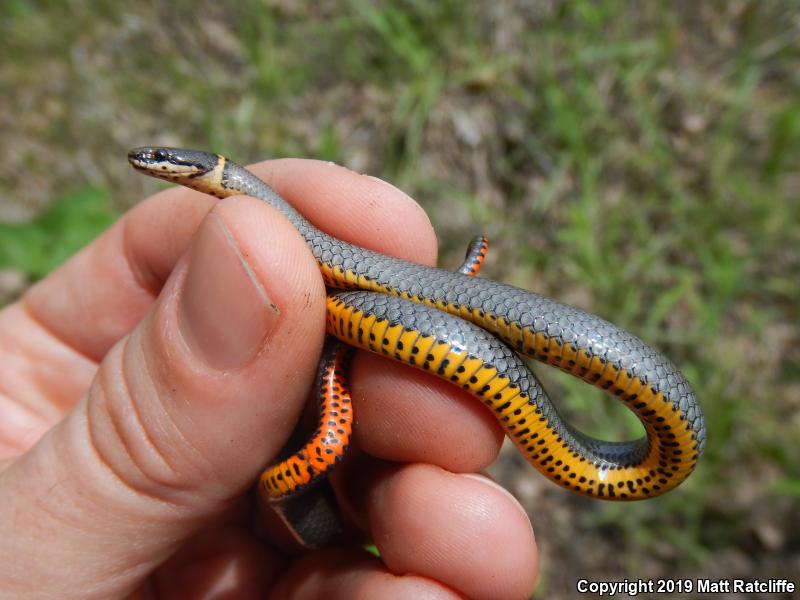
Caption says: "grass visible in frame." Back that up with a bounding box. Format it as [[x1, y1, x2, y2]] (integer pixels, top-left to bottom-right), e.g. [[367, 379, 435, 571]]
[[2, 1, 798, 596], [0, 187, 117, 279]]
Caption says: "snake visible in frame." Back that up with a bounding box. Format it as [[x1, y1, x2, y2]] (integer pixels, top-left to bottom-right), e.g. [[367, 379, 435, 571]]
[[128, 147, 706, 549]]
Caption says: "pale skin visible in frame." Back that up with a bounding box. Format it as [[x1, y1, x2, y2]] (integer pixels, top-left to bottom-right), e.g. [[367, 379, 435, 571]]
[[0, 159, 539, 599]]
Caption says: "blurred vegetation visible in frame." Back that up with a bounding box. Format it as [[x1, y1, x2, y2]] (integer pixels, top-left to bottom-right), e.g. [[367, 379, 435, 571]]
[[1, 1, 798, 596], [0, 187, 116, 279]]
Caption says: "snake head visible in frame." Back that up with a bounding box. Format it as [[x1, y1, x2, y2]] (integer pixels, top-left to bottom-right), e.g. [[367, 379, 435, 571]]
[[127, 147, 220, 182]]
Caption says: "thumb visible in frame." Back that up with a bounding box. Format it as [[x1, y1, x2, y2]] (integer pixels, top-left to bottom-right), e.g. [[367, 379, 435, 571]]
[[0, 196, 325, 597]]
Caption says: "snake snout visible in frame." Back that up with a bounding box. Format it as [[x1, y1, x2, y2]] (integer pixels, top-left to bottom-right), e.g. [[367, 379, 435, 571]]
[[127, 147, 160, 168], [126, 147, 219, 177]]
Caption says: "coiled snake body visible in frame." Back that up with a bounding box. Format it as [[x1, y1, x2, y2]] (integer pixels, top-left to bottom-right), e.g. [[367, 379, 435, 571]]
[[129, 147, 706, 548]]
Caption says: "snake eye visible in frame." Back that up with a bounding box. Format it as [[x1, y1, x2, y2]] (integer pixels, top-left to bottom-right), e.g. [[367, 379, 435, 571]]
[[153, 148, 168, 161]]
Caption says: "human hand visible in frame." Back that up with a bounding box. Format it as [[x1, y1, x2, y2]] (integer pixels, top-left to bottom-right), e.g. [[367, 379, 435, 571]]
[[0, 159, 538, 599]]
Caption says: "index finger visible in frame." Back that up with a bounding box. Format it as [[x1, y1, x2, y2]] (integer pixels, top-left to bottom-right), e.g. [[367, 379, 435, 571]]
[[251, 159, 437, 265]]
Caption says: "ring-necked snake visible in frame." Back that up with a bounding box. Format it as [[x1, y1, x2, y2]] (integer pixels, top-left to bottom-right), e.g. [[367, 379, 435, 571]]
[[128, 147, 706, 549]]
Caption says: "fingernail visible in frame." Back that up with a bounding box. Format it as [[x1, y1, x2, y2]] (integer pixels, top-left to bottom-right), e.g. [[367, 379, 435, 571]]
[[461, 473, 535, 537], [179, 213, 280, 369]]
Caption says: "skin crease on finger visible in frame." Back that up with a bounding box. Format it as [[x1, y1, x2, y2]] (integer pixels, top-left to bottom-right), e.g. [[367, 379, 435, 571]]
[[0, 158, 538, 598]]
